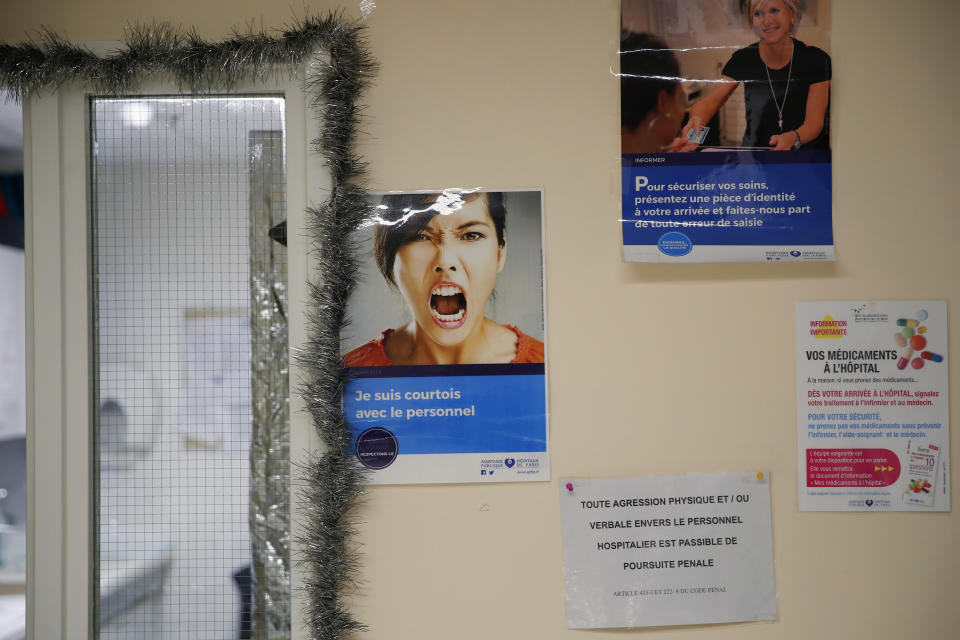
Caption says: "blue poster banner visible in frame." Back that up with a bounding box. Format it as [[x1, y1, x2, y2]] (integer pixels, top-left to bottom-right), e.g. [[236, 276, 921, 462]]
[[621, 151, 833, 262], [345, 364, 547, 455]]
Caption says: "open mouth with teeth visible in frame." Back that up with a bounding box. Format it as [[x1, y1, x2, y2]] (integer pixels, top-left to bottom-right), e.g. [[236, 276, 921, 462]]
[[430, 283, 467, 328]]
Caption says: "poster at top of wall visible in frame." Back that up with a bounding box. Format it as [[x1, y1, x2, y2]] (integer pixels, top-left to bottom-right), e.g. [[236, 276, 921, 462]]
[[797, 302, 950, 512], [340, 189, 548, 484], [620, 0, 833, 262]]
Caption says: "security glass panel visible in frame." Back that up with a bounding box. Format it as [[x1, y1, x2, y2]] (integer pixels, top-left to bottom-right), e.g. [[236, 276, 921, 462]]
[[92, 97, 289, 639]]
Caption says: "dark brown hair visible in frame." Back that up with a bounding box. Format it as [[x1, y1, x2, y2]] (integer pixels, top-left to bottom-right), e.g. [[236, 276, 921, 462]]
[[620, 32, 681, 131], [372, 191, 507, 285]]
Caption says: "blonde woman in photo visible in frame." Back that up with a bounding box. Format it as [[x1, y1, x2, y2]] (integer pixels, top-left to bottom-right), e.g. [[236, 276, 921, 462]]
[[680, 0, 831, 151]]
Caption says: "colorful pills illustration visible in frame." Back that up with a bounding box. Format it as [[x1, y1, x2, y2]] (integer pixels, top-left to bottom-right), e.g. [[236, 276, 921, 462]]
[[892, 314, 941, 369], [896, 348, 914, 370]]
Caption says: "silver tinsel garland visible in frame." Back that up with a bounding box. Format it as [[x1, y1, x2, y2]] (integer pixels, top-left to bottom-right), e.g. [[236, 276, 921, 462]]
[[2, 13, 375, 639]]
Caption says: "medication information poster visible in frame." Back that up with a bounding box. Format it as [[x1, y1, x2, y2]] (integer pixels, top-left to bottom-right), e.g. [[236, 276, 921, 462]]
[[797, 302, 950, 511], [620, 0, 833, 262], [560, 472, 776, 629]]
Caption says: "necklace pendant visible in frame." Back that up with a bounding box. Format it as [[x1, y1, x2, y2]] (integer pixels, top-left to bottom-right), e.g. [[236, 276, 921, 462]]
[[778, 118, 783, 131]]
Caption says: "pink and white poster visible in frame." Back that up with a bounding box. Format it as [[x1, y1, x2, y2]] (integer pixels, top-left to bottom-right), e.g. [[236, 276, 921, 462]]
[[797, 301, 950, 511]]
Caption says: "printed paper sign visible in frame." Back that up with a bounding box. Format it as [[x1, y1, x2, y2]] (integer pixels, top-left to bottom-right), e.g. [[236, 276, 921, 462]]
[[341, 190, 548, 484], [560, 472, 776, 629], [797, 302, 950, 511], [620, 0, 833, 262]]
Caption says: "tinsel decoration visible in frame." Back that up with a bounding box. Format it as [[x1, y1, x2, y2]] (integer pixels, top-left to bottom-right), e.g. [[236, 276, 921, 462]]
[[1, 13, 375, 640]]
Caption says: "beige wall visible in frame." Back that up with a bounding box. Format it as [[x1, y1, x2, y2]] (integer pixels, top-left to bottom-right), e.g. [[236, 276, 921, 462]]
[[6, 0, 960, 638]]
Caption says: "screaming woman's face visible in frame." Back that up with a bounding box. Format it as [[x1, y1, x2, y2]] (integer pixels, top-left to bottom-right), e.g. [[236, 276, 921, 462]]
[[392, 196, 506, 348]]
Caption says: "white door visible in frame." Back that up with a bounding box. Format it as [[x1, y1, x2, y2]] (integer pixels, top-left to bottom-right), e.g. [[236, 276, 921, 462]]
[[24, 72, 324, 639]]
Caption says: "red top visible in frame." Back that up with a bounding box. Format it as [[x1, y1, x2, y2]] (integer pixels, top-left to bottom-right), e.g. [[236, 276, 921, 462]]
[[343, 325, 544, 366]]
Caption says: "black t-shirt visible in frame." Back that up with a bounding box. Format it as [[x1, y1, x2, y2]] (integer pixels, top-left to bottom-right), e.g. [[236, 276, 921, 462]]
[[722, 39, 831, 149]]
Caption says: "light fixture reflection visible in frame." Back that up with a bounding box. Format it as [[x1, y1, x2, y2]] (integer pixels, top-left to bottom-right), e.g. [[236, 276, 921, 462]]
[[121, 102, 153, 128]]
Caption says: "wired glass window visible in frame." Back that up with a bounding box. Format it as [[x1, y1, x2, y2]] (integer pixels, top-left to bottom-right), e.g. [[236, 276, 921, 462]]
[[92, 96, 289, 638]]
